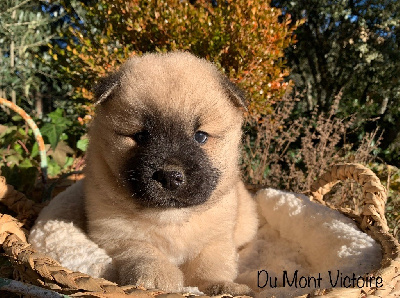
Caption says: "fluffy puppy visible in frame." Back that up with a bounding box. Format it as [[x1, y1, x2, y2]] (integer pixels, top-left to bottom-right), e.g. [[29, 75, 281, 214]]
[[84, 52, 258, 295]]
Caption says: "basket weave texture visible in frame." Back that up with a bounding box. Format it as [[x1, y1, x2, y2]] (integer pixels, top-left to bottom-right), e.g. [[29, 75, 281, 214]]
[[0, 163, 399, 297]]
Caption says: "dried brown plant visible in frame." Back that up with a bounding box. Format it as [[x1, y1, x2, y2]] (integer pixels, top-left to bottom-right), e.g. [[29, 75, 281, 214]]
[[241, 92, 381, 200]]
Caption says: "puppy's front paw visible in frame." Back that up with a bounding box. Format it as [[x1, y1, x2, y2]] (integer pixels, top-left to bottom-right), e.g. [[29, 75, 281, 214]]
[[204, 281, 254, 297], [118, 259, 184, 293]]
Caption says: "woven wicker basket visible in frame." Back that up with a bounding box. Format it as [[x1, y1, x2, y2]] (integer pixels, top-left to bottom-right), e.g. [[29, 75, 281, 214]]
[[0, 163, 399, 297]]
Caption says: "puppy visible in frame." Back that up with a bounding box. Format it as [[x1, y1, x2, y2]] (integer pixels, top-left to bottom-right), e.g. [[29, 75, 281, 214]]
[[84, 52, 258, 296]]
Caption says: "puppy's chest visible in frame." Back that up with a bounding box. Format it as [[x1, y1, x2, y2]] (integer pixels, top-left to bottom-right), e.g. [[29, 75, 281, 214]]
[[148, 223, 208, 265], [112, 211, 230, 266]]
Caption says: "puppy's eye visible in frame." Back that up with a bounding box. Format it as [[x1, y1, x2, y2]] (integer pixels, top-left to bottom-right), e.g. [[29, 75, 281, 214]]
[[194, 131, 208, 144], [133, 130, 150, 144]]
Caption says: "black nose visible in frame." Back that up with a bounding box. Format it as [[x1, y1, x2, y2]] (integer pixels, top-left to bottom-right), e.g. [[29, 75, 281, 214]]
[[152, 169, 185, 190]]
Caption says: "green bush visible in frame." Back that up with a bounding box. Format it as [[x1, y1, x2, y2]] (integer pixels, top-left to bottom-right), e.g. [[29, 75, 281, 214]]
[[0, 108, 87, 195], [52, 0, 301, 117]]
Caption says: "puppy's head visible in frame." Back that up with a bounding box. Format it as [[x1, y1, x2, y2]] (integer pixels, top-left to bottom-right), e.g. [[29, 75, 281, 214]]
[[88, 52, 247, 209]]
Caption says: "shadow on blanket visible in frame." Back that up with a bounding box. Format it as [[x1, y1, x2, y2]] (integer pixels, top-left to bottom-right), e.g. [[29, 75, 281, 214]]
[[29, 181, 381, 297]]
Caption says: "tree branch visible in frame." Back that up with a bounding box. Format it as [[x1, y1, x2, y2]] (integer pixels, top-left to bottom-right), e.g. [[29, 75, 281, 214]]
[[0, 0, 32, 16]]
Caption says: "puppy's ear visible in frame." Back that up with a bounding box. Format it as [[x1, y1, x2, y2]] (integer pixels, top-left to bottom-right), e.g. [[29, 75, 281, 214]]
[[93, 71, 123, 105], [219, 74, 248, 110]]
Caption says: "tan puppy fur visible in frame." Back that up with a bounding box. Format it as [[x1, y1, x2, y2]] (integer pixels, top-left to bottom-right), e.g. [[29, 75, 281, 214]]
[[85, 52, 258, 296]]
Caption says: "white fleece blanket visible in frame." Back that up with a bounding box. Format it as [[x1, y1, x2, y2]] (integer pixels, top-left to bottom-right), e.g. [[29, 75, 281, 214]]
[[237, 189, 381, 297], [29, 183, 382, 297]]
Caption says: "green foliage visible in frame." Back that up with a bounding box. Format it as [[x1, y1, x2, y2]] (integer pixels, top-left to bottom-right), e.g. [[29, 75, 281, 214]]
[[41, 109, 73, 149], [0, 0, 72, 120], [0, 123, 39, 193], [0, 165, 39, 195], [76, 136, 89, 152], [271, 0, 400, 165], [0, 110, 88, 193]]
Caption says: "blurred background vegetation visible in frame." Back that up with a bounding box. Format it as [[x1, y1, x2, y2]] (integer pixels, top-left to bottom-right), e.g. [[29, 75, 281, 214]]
[[0, 0, 399, 234]]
